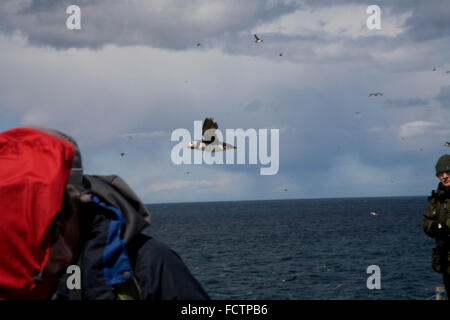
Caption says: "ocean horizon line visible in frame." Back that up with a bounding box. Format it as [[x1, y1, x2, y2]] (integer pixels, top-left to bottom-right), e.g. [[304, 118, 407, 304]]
[[146, 194, 428, 206]]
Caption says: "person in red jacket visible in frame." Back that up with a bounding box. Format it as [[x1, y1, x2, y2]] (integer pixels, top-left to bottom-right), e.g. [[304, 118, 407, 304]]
[[0, 127, 77, 299], [1, 126, 209, 300]]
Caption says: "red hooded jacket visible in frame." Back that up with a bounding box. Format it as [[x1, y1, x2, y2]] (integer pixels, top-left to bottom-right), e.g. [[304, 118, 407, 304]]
[[0, 128, 75, 299]]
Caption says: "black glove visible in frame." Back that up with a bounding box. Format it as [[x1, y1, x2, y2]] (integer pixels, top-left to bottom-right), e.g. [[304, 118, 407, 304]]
[[430, 221, 449, 238]]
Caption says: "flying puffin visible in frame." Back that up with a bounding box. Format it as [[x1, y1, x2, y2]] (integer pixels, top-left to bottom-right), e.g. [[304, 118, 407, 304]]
[[254, 34, 263, 43], [186, 117, 237, 152]]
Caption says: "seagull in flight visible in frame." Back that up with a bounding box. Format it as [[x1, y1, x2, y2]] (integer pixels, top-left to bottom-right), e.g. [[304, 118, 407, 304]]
[[186, 118, 237, 152], [254, 34, 263, 43], [368, 92, 383, 97]]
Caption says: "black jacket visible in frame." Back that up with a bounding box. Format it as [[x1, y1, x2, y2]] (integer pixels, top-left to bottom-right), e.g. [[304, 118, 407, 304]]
[[423, 183, 450, 274]]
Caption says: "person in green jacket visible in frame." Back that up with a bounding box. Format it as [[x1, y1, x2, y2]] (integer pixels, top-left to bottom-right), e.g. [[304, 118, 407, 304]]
[[423, 154, 450, 297]]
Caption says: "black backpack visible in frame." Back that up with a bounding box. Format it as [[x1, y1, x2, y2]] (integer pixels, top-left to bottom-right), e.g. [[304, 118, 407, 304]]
[[66, 174, 152, 300]]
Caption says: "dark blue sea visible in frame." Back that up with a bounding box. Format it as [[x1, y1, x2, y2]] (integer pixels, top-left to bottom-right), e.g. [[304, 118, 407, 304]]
[[146, 197, 443, 300]]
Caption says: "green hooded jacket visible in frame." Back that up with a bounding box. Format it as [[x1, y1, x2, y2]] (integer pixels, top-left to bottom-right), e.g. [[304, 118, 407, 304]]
[[423, 183, 450, 273]]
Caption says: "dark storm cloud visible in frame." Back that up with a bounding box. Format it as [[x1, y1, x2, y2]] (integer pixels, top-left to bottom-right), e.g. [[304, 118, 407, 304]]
[[301, 0, 450, 42], [0, 0, 298, 50], [399, 0, 450, 42], [384, 98, 429, 108], [0, 0, 448, 57]]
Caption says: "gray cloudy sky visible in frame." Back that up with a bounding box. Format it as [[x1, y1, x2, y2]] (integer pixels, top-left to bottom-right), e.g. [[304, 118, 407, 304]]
[[1, 0, 450, 203]]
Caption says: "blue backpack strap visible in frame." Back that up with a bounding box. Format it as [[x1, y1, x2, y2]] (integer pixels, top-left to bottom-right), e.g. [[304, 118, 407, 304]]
[[91, 196, 142, 299], [91, 196, 133, 285]]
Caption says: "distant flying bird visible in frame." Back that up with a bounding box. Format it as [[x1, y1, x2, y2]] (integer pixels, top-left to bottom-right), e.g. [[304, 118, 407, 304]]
[[186, 171, 191, 175], [433, 68, 437, 71], [283, 188, 288, 192], [368, 92, 383, 97], [355, 111, 361, 115], [444, 142, 450, 147], [254, 34, 263, 43], [120, 152, 125, 157], [186, 117, 237, 152], [369, 211, 379, 216], [446, 70, 450, 74], [197, 43, 201, 47], [279, 53, 283, 56]]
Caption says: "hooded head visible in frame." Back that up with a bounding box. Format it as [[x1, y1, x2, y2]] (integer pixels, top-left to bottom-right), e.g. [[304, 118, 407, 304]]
[[0, 127, 75, 299], [25, 125, 83, 186], [435, 154, 450, 177]]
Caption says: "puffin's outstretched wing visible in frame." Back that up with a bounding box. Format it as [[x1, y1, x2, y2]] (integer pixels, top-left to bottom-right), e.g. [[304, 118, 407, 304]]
[[254, 34, 263, 43], [202, 117, 218, 142], [202, 117, 218, 135]]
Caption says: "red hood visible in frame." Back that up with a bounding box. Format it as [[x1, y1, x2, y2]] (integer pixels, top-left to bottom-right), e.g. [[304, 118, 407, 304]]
[[0, 127, 75, 299]]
